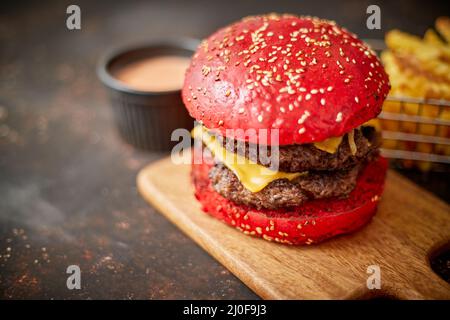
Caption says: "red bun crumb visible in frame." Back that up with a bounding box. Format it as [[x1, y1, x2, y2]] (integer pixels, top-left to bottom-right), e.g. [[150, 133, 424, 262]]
[[183, 14, 390, 145], [191, 146, 388, 245]]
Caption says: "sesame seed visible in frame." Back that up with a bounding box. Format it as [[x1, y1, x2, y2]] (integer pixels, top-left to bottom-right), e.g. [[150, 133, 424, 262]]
[[336, 112, 343, 122], [297, 110, 310, 124], [257, 114, 263, 122], [320, 98, 326, 106], [354, 96, 359, 103], [298, 127, 305, 134], [310, 89, 318, 94], [305, 94, 311, 101], [218, 120, 224, 126], [327, 86, 333, 92], [201, 65, 211, 76], [225, 90, 231, 97]]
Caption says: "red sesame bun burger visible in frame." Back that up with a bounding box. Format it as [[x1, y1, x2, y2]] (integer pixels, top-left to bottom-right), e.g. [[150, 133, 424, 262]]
[[183, 13, 390, 245]]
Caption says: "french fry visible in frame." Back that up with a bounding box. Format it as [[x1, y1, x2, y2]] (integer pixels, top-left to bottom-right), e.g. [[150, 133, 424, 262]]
[[424, 29, 446, 46], [385, 30, 449, 58], [436, 17, 450, 43]]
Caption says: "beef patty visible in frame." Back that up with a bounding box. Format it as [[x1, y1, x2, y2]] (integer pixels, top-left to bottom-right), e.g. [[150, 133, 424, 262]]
[[209, 163, 363, 210], [220, 126, 379, 172]]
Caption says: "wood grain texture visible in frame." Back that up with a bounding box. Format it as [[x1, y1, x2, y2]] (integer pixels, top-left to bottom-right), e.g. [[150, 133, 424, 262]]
[[137, 152, 450, 299]]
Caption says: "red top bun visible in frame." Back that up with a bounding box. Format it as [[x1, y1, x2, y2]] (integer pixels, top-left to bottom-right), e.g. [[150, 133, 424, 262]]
[[182, 14, 390, 145]]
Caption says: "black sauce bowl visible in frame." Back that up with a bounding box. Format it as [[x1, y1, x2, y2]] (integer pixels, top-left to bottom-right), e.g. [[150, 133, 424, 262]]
[[97, 38, 199, 151]]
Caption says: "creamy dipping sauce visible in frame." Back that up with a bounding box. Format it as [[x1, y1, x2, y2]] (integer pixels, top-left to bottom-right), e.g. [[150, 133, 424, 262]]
[[114, 56, 191, 92]]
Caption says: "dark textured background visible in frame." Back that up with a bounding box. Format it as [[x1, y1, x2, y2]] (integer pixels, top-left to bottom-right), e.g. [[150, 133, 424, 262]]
[[0, 0, 448, 299]]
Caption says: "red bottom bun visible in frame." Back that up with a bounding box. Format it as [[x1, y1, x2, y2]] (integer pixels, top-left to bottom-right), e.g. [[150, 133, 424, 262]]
[[191, 147, 388, 245]]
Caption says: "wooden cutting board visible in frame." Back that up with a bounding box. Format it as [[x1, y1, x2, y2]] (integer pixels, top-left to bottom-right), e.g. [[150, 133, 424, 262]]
[[137, 151, 450, 299]]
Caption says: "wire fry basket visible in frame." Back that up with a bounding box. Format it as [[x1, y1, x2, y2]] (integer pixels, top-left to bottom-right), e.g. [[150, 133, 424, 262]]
[[362, 39, 450, 171], [378, 96, 450, 170]]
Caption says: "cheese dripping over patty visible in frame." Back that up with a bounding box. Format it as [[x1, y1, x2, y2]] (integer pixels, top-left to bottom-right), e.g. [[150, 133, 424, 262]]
[[313, 119, 380, 154], [192, 126, 305, 192], [192, 119, 379, 192]]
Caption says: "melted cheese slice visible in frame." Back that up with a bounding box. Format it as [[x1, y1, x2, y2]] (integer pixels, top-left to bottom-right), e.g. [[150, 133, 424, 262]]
[[313, 119, 380, 154], [313, 136, 343, 153], [192, 126, 305, 193]]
